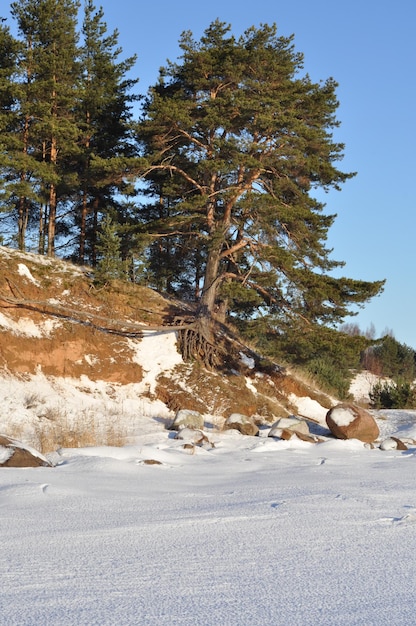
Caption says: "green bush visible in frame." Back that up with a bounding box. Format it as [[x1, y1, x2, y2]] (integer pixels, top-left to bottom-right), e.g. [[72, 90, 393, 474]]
[[306, 356, 351, 399], [369, 379, 416, 409]]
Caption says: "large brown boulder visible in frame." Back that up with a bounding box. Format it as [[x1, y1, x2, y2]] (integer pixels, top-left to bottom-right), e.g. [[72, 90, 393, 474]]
[[326, 404, 379, 443], [0, 435, 52, 467]]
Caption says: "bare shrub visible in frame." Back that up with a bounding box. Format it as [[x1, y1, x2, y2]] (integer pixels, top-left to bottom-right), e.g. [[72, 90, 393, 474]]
[[37, 405, 63, 421], [31, 406, 127, 454], [24, 393, 45, 410]]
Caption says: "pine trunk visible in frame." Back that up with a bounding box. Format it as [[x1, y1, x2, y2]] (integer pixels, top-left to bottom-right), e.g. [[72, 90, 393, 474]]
[[91, 197, 99, 266], [197, 244, 222, 342], [47, 183, 57, 257], [79, 189, 88, 264], [38, 205, 45, 255], [17, 195, 28, 252], [17, 116, 31, 251], [198, 247, 221, 311]]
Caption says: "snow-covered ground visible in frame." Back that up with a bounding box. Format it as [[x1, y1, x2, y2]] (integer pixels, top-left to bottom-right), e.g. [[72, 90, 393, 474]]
[[2, 324, 416, 624], [2, 401, 416, 624], [2, 421, 416, 626]]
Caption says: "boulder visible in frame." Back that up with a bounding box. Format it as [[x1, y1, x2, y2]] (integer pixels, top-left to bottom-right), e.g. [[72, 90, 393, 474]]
[[174, 428, 214, 448], [0, 435, 52, 467], [279, 429, 323, 444], [268, 416, 310, 439], [326, 404, 379, 443], [223, 413, 259, 437], [169, 409, 204, 431]]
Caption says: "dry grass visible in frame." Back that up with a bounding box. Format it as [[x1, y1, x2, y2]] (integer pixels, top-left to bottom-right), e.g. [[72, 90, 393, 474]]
[[278, 366, 335, 409], [5, 405, 129, 455]]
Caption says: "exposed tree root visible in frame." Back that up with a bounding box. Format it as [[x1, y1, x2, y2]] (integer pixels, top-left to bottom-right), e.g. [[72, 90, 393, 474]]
[[1, 282, 232, 370], [177, 321, 224, 369]]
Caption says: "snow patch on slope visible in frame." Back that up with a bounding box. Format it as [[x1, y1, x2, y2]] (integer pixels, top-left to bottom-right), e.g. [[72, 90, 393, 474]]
[[0, 311, 60, 337], [288, 393, 328, 423], [349, 371, 381, 402], [128, 330, 183, 393], [17, 263, 40, 285]]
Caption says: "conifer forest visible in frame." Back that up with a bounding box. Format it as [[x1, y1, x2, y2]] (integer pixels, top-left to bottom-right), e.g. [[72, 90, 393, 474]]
[[1, 1, 414, 401]]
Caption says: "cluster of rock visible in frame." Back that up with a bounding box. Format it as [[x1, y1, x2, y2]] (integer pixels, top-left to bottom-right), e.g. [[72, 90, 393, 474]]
[[1, 403, 411, 467], [169, 409, 216, 453], [168, 404, 411, 452]]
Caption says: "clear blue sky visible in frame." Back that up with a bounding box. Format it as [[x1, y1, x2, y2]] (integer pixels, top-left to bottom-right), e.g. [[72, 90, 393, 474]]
[[7, 0, 416, 347]]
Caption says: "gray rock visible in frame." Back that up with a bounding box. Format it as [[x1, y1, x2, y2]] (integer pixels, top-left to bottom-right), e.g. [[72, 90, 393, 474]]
[[223, 413, 259, 437], [175, 428, 214, 449], [169, 409, 204, 431], [269, 416, 310, 438]]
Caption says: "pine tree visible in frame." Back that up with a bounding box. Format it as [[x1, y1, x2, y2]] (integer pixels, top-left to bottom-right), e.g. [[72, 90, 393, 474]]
[[366, 335, 416, 381], [10, 0, 81, 255], [94, 214, 124, 284], [0, 22, 20, 243], [0, 24, 17, 130], [139, 21, 384, 362], [0, 20, 43, 250], [76, 0, 139, 265]]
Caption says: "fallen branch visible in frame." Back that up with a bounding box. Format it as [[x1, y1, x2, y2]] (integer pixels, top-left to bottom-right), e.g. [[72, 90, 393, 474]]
[[0, 291, 194, 337]]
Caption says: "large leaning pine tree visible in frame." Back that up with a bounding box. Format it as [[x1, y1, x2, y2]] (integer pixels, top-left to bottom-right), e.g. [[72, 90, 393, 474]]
[[139, 21, 384, 364]]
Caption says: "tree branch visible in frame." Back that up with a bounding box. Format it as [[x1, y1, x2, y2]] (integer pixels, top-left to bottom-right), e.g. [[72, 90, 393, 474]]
[[0, 292, 194, 336]]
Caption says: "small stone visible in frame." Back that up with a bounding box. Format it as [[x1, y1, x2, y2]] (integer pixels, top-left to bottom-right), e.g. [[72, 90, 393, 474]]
[[380, 437, 408, 451]]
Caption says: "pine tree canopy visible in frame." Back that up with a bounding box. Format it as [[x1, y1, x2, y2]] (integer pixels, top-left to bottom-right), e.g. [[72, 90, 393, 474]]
[[0, 0, 140, 258], [139, 20, 384, 328], [0, 9, 385, 352]]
